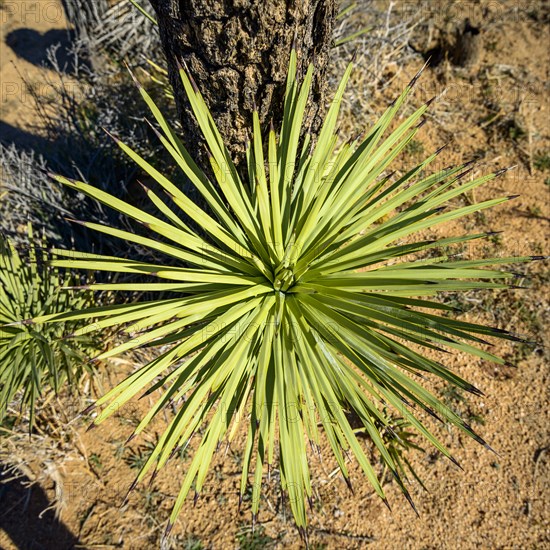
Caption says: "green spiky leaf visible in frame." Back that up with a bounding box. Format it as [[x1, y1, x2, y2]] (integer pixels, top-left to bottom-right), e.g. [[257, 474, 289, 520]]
[[0, 227, 101, 430], [29, 51, 539, 536]]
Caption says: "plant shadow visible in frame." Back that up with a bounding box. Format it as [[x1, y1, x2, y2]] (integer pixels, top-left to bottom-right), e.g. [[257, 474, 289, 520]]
[[0, 121, 52, 153], [5, 28, 78, 73], [0, 464, 81, 550]]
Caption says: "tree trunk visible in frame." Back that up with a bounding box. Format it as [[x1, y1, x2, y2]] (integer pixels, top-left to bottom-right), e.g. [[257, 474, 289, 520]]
[[149, 0, 337, 171]]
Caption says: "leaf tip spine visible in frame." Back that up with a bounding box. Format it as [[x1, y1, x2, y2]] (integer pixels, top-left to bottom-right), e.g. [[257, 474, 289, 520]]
[[163, 521, 174, 540]]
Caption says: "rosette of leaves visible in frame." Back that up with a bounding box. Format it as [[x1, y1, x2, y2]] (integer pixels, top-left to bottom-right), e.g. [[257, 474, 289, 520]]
[[0, 229, 100, 429], [31, 50, 539, 537]]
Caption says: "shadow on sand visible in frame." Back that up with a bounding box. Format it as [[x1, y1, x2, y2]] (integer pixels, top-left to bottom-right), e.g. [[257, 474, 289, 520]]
[[0, 464, 81, 549]]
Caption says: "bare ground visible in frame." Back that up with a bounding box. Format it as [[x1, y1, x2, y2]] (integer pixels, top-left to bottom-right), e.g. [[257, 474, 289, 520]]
[[0, 1, 549, 549]]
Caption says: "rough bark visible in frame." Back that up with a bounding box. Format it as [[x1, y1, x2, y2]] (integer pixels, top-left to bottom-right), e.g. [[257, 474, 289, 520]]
[[149, 0, 337, 170]]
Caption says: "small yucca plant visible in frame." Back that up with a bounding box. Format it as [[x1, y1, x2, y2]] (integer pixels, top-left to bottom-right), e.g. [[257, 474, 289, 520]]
[[26, 50, 539, 537], [0, 228, 100, 429]]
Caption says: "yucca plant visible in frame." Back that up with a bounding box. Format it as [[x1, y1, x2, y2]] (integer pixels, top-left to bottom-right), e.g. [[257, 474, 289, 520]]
[[24, 50, 540, 538], [0, 228, 100, 429]]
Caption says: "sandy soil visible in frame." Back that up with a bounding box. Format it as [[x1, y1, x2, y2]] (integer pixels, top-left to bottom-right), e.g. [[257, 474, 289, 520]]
[[0, 0, 71, 145], [0, 1, 548, 549]]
